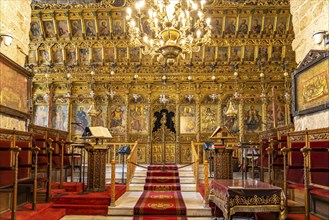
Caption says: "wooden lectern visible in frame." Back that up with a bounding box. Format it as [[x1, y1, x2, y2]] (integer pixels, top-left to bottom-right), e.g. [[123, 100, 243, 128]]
[[82, 127, 112, 192], [210, 126, 236, 179]]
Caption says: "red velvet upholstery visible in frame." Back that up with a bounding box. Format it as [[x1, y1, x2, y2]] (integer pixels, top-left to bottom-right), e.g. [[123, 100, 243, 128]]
[[310, 188, 329, 199], [311, 170, 329, 187], [287, 167, 304, 184], [0, 140, 14, 187]]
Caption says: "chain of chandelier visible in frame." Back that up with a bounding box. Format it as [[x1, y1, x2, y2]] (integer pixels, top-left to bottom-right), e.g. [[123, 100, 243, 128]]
[[126, 0, 211, 64]]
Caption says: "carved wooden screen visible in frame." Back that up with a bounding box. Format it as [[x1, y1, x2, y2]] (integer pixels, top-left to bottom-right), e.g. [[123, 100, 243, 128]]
[[151, 110, 176, 164]]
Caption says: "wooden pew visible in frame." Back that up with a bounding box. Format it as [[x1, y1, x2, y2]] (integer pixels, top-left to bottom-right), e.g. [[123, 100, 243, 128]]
[[0, 128, 38, 220], [302, 128, 329, 219]]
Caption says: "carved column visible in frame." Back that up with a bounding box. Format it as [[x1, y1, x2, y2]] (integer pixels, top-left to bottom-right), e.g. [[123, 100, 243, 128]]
[[218, 94, 223, 127], [124, 88, 129, 142], [175, 84, 181, 163], [261, 98, 268, 131], [195, 92, 200, 143], [238, 99, 245, 142], [147, 85, 152, 164]]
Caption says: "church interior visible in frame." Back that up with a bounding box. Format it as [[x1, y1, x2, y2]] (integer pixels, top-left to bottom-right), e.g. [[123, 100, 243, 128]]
[[0, 0, 328, 219]]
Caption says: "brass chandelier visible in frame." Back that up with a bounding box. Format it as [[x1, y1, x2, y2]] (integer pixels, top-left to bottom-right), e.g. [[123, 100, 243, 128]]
[[126, 0, 211, 64]]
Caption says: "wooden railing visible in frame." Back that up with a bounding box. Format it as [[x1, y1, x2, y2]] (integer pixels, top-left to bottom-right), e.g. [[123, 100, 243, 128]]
[[125, 141, 138, 191], [191, 141, 199, 192]]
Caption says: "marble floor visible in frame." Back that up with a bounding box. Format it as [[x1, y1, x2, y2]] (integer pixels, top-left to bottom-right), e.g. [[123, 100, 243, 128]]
[[61, 190, 213, 220]]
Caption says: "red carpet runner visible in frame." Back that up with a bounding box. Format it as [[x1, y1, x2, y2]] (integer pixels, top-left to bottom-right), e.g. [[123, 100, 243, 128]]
[[133, 164, 187, 220]]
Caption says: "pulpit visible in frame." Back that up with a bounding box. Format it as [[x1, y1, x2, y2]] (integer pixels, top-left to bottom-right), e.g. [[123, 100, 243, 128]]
[[210, 126, 236, 179], [82, 127, 112, 192]]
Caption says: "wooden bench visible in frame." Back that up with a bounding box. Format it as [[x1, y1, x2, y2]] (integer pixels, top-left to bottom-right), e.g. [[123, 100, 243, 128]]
[[0, 128, 39, 220], [302, 128, 329, 219]]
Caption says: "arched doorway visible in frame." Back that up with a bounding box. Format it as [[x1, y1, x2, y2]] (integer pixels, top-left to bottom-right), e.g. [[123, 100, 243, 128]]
[[151, 109, 176, 164]]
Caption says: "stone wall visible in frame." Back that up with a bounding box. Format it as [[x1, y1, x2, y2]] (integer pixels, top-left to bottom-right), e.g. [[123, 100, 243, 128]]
[[290, 0, 329, 130], [0, 0, 32, 66]]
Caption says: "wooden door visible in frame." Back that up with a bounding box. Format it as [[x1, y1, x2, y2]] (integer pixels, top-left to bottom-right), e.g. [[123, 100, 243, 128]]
[[151, 111, 176, 164]]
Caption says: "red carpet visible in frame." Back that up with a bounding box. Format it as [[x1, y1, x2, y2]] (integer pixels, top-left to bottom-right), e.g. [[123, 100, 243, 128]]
[[133, 216, 188, 220], [146, 176, 180, 183], [148, 164, 178, 170], [147, 170, 179, 177], [134, 191, 186, 215], [52, 184, 126, 215], [144, 183, 181, 191], [0, 203, 65, 220], [134, 164, 187, 218]]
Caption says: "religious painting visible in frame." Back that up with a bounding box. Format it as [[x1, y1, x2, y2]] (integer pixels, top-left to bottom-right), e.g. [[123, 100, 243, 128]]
[[142, 18, 152, 35], [71, 104, 91, 134], [238, 17, 249, 34], [104, 47, 115, 63], [266, 103, 285, 129], [43, 20, 56, 38], [223, 102, 239, 134], [52, 104, 68, 131], [129, 47, 140, 62], [205, 47, 215, 62], [218, 47, 228, 62], [200, 106, 217, 133], [258, 46, 268, 62], [38, 50, 50, 65], [112, 19, 124, 36], [84, 19, 96, 37], [271, 46, 282, 62], [293, 51, 329, 116], [109, 105, 126, 134], [225, 17, 236, 34], [28, 50, 37, 65], [56, 20, 69, 38], [130, 105, 149, 134], [244, 46, 254, 61], [142, 53, 153, 65], [250, 16, 262, 34], [98, 19, 110, 36], [117, 47, 127, 62], [66, 48, 77, 66], [211, 17, 223, 36], [52, 48, 64, 65], [30, 21, 41, 40], [79, 48, 90, 65], [92, 48, 103, 63], [263, 17, 274, 35], [244, 104, 262, 133], [0, 57, 29, 114], [192, 49, 203, 63], [0, 114, 26, 131], [180, 106, 196, 134], [230, 47, 241, 61], [276, 17, 287, 34], [34, 105, 49, 127], [94, 105, 107, 127], [137, 145, 146, 163], [70, 20, 83, 38]]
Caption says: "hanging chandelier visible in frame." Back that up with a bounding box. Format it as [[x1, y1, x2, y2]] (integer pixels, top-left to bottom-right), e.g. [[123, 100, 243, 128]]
[[126, 0, 211, 64]]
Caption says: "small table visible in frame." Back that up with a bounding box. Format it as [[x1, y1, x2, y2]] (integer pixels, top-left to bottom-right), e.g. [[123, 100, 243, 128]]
[[209, 179, 286, 220]]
